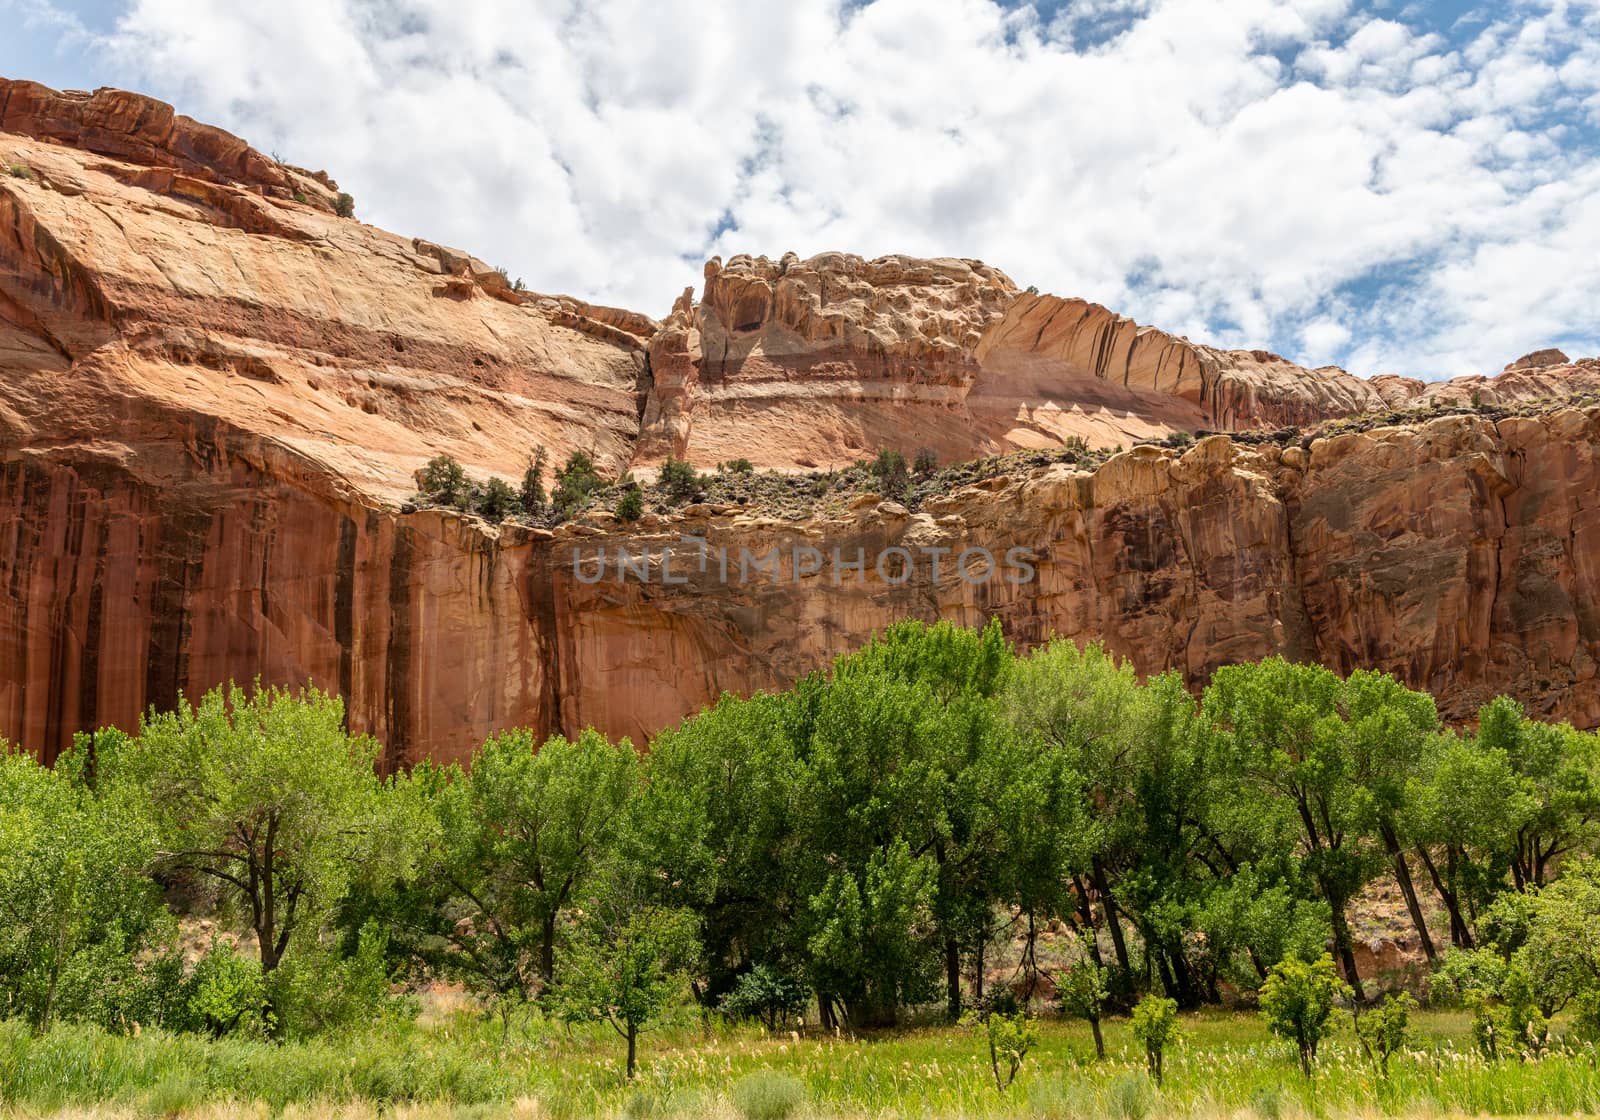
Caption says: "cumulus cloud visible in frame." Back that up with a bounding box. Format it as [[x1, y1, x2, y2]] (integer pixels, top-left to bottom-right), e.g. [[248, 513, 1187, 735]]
[[13, 0, 1600, 377]]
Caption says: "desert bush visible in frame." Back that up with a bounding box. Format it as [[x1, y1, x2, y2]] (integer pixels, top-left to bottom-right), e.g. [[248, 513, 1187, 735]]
[[730, 1071, 806, 1120]]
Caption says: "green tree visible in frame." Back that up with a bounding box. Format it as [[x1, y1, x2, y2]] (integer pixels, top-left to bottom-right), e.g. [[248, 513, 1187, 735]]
[[104, 684, 400, 994], [1341, 670, 1441, 962], [552, 450, 604, 518], [419, 454, 469, 507], [1259, 953, 1350, 1078], [1476, 697, 1600, 891], [961, 1008, 1037, 1092], [1352, 991, 1416, 1078], [1129, 994, 1180, 1085], [0, 748, 164, 1030], [838, 619, 1015, 1020], [1058, 953, 1109, 1059], [414, 729, 636, 1020], [1203, 659, 1408, 1001], [520, 446, 549, 514], [1405, 732, 1529, 947], [1004, 641, 1145, 1000], [556, 888, 700, 1078]]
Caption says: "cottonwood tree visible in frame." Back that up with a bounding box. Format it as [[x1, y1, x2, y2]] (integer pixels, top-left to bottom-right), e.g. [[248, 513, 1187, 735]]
[[1003, 641, 1146, 999], [0, 748, 163, 1030], [1203, 659, 1396, 1002], [398, 729, 637, 1025], [105, 684, 402, 996], [556, 866, 700, 1079]]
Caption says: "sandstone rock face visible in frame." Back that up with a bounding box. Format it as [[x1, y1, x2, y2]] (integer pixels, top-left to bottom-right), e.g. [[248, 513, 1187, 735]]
[[5, 78, 1600, 764], [637, 262, 1448, 472]]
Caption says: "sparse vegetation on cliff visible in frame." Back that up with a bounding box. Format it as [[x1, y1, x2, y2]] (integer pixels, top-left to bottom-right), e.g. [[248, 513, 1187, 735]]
[[410, 442, 1115, 527]]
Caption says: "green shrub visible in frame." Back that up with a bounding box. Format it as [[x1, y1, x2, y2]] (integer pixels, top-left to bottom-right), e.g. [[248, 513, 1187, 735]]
[[720, 458, 755, 474], [1058, 956, 1109, 1059], [660, 456, 702, 504], [870, 448, 909, 496], [474, 477, 519, 522], [912, 448, 938, 476], [189, 941, 268, 1038], [6, 164, 32, 180], [719, 964, 806, 1030], [1259, 953, 1349, 1077], [616, 485, 644, 522], [1106, 1070, 1152, 1119], [334, 192, 356, 218], [1353, 991, 1415, 1077], [960, 1008, 1037, 1093], [552, 450, 604, 518], [730, 1071, 806, 1120]]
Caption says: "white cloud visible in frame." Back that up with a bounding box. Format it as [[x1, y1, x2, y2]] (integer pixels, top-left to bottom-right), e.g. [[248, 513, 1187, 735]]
[[19, 0, 1600, 378]]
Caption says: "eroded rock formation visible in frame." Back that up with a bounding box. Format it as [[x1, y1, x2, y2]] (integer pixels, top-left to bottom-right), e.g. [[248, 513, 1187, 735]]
[[5, 77, 1600, 764]]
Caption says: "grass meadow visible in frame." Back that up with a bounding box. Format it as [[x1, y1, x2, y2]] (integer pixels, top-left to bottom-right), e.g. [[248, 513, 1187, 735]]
[[3, 1007, 1598, 1120]]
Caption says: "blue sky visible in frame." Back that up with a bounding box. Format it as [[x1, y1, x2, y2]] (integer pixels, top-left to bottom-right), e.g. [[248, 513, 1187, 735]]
[[3, 0, 1597, 379]]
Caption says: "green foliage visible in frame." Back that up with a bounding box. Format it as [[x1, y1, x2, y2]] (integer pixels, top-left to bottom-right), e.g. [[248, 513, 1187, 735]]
[[334, 191, 355, 217], [720, 457, 756, 474], [913, 447, 939, 475], [961, 1008, 1037, 1092], [397, 730, 636, 1023], [1259, 953, 1350, 1077], [1058, 955, 1110, 1059], [719, 964, 807, 1030], [659, 455, 702, 504], [188, 941, 268, 1038], [474, 476, 518, 522], [556, 894, 700, 1078], [419, 454, 469, 507], [730, 1071, 806, 1120], [265, 920, 412, 1040], [616, 484, 644, 522], [101, 683, 407, 1019], [552, 449, 604, 518], [8, 164, 34, 179], [520, 446, 549, 514], [870, 448, 909, 496], [1129, 995, 1180, 1084], [0, 748, 165, 1031], [1353, 991, 1415, 1077]]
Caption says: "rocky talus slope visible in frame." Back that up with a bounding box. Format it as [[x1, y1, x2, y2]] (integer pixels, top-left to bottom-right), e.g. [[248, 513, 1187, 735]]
[[4, 77, 1600, 763]]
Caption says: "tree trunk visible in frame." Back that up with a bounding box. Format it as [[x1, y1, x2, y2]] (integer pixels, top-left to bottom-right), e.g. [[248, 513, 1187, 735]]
[[626, 1022, 637, 1078], [1091, 857, 1133, 982], [1089, 1015, 1105, 1060], [1328, 896, 1367, 1004], [1382, 825, 1436, 962], [945, 935, 962, 1021], [540, 912, 557, 991], [1424, 845, 1473, 948], [973, 931, 986, 1002]]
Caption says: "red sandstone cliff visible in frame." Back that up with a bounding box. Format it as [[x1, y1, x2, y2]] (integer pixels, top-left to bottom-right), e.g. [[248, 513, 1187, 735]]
[[5, 77, 1600, 763]]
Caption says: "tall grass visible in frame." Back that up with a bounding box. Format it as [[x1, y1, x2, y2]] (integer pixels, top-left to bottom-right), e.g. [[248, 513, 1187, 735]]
[[2, 1010, 1598, 1118]]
